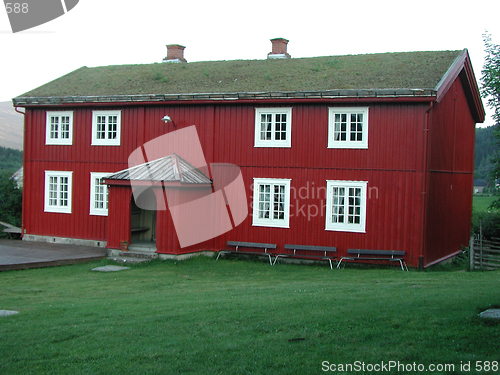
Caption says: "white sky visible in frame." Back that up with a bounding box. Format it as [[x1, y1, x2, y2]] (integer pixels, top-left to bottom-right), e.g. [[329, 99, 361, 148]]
[[1, 0, 499, 126]]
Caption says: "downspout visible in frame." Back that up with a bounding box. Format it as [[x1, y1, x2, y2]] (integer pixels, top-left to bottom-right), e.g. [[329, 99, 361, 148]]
[[15, 106, 26, 239], [419, 101, 434, 269]]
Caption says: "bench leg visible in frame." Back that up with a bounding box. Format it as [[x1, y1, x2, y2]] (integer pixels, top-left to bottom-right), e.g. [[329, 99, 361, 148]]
[[216, 251, 228, 261], [272, 255, 281, 266], [336, 258, 344, 269], [399, 259, 408, 271], [398, 259, 404, 271], [265, 254, 274, 266], [328, 258, 334, 270]]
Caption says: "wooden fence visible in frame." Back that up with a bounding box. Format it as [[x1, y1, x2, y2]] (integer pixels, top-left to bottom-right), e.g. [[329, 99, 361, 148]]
[[470, 236, 500, 270]]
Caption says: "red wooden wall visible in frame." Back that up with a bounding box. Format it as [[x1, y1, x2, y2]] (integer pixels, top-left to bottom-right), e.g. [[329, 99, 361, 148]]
[[425, 77, 476, 266], [22, 89, 476, 267]]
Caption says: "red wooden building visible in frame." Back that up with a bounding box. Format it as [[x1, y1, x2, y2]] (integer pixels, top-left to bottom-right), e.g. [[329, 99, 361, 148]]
[[13, 39, 485, 268]]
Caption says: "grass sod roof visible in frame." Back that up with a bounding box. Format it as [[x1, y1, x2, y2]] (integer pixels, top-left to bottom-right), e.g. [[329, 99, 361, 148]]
[[16, 50, 463, 100]]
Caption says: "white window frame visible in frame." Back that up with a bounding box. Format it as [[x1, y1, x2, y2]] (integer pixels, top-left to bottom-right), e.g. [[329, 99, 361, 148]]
[[328, 107, 369, 149], [46, 111, 73, 145], [91, 110, 121, 146], [44, 171, 73, 214], [325, 180, 367, 233], [252, 178, 291, 228], [254, 108, 292, 148], [90, 173, 110, 216]]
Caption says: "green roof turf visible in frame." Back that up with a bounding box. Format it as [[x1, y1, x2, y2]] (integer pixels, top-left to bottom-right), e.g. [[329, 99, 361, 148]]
[[18, 50, 462, 99]]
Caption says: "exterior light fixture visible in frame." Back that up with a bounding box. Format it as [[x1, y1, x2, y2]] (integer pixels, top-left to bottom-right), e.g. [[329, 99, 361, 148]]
[[162, 115, 176, 127]]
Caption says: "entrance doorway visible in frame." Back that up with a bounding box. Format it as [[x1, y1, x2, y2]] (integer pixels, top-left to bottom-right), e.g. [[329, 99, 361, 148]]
[[130, 189, 157, 251]]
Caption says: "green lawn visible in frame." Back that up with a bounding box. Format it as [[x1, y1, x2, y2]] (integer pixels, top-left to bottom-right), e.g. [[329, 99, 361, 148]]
[[473, 195, 497, 211], [1, 257, 499, 375]]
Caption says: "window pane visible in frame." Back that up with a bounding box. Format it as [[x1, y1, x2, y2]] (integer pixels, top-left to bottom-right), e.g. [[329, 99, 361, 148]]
[[108, 116, 118, 139], [349, 113, 363, 142], [59, 177, 69, 206], [274, 114, 287, 141], [97, 116, 106, 139], [273, 184, 285, 220], [334, 113, 347, 141], [94, 178, 104, 209], [49, 176, 58, 206], [347, 187, 362, 224], [50, 117, 59, 139], [260, 114, 272, 140], [61, 116, 70, 139], [331, 186, 345, 223], [258, 184, 271, 219]]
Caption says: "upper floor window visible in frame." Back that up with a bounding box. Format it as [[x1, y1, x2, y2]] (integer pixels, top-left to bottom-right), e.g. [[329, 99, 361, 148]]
[[92, 110, 121, 146], [252, 178, 291, 228], [90, 173, 110, 216], [46, 111, 73, 145], [328, 107, 369, 149], [325, 180, 367, 233], [254, 108, 292, 148], [44, 171, 73, 214]]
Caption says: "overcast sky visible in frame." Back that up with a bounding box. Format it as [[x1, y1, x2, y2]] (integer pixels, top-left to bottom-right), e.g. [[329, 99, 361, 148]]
[[1, 0, 499, 126]]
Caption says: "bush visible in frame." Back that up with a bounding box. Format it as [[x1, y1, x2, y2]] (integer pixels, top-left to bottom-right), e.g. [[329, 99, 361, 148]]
[[471, 209, 500, 239]]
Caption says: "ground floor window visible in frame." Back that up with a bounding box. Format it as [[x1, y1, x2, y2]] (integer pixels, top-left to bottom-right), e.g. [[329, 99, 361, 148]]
[[252, 178, 291, 228], [44, 171, 73, 213], [325, 180, 367, 233], [90, 173, 110, 216]]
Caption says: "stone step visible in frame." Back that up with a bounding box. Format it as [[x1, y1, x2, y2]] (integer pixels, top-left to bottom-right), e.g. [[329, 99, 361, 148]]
[[118, 250, 157, 259], [128, 245, 157, 253]]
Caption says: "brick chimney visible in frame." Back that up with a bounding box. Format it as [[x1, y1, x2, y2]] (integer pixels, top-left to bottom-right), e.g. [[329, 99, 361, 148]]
[[162, 44, 187, 63], [267, 38, 291, 59]]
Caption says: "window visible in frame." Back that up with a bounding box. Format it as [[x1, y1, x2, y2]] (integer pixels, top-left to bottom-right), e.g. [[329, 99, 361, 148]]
[[328, 107, 369, 149], [325, 180, 367, 233], [92, 110, 121, 146], [46, 111, 73, 145], [254, 108, 292, 147], [252, 178, 291, 228], [44, 171, 73, 213], [90, 173, 110, 216]]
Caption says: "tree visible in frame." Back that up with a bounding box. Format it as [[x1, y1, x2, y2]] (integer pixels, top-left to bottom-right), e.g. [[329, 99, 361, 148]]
[[0, 171, 22, 236], [481, 33, 500, 208]]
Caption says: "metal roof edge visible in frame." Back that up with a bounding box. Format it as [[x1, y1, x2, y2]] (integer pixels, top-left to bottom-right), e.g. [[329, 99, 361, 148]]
[[12, 88, 437, 106]]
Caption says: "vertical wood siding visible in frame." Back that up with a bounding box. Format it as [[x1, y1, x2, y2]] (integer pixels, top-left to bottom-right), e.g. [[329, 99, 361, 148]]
[[23, 84, 476, 267], [425, 78, 475, 266]]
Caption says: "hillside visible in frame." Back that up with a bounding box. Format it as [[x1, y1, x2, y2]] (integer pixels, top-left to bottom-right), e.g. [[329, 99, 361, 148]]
[[0, 101, 23, 150]]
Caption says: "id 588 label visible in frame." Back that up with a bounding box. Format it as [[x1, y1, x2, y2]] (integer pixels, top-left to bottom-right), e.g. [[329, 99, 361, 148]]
[[3, 0, 79, 33], [5, 3, 29, 13]]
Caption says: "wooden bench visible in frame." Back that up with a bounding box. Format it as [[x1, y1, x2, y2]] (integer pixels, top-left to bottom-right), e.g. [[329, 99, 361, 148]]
[[337, 249, 408, 271], [131, 227, 150, 233], [216, 241, 277, 265], [273, 244, 337, 269]]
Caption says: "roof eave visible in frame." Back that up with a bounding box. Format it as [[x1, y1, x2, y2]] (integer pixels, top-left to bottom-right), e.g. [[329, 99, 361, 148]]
[[104, 179, 212, 188], [435, 49, 485, 123], [12, 89, 438, 107]]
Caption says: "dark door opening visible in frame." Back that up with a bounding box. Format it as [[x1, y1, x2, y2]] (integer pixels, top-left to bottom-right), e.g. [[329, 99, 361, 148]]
[[130, 189, 157, 249]]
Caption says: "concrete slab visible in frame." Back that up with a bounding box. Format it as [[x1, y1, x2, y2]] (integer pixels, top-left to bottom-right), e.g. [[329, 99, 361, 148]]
[[92, 265, 130, 272], [0, 239, 107, 271], [479, 309, 500, 319], [0, 310, 19, 317]]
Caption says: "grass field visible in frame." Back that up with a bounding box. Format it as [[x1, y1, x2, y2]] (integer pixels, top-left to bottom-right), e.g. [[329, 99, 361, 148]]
[[1, 257, 499, 374], [473, 195, 497, 212]]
